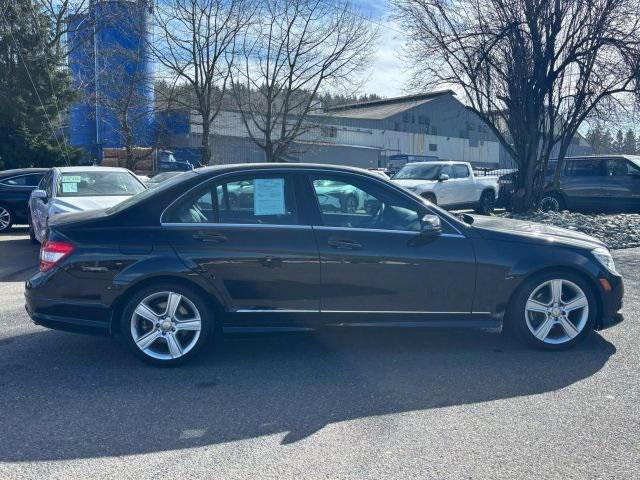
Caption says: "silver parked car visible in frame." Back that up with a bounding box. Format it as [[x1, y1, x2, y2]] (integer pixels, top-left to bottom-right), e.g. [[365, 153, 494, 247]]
[[29, 166, 146, 243]]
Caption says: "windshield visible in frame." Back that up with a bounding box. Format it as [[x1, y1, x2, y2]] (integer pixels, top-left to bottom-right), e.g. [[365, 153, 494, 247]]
[[393, 164, 440, 180], [57, 171, 146, 197]]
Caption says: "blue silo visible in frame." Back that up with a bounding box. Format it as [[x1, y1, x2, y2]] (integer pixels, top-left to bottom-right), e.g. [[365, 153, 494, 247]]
[[68, 1, 155, 161]]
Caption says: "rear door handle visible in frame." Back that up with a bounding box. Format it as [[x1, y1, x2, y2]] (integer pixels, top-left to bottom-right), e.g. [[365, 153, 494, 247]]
[[328, 238, 362, 250], [192, 232, 228, 243]]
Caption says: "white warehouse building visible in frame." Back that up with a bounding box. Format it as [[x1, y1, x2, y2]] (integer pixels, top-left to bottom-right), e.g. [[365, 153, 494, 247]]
[[162, 91, 591, 168]]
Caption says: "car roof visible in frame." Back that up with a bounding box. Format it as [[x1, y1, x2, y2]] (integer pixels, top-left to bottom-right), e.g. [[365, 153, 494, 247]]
[[400, 161, 465, 166], [54, 166, 133, 173], [0, 168, 49, 178], [194, 162, 392, 177]]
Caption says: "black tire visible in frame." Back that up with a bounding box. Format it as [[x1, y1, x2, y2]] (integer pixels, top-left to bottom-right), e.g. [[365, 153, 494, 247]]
[[28, 211, 39, 244], [539, 192, 565, 212], [508, 271, 596, 350], [120, 283, 214, 366], [421, 193, 437, 205], [0, 204, 14, 233], [475, 190, 496, 215]]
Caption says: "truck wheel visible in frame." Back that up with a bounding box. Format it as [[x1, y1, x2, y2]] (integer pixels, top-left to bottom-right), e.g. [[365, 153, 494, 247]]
[[475, 190, 495, 215], [421, 193, 437, 205]]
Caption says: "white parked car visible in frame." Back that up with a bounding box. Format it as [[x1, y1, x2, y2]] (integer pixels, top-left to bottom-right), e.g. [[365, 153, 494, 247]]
[[392, 161, 499, 214], [29, 166, 146, 243]]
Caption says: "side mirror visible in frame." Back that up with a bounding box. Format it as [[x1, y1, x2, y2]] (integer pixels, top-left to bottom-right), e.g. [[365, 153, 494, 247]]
[[438, 173, 449, 182], [420, 214, 442, 237], [32, 190, 47, 202]]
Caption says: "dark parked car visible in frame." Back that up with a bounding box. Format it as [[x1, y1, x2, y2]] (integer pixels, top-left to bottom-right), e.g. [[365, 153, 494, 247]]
[[25, 164, 623, 365], [0, 168, 48, 232], [542, 155, 640, 212]]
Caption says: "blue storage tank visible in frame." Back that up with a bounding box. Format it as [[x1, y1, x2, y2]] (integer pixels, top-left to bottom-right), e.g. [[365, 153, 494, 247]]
[[68, 1, 155, 161]]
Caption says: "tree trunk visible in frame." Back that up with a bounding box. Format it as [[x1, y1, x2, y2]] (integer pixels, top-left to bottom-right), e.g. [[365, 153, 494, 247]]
[[201, 122, 212, 166]]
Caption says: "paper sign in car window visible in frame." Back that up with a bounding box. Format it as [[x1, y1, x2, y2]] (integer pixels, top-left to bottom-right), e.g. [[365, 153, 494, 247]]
[[253, 178, 286, 216], [62, 182, 78, 193], [61, 175, 82, 183]]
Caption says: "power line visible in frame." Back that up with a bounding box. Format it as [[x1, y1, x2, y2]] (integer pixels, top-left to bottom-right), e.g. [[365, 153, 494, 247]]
[[0, 7, 72, 166]]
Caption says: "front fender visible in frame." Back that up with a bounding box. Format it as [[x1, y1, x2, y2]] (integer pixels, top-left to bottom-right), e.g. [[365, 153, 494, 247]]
[[472, 239, 598, 315]]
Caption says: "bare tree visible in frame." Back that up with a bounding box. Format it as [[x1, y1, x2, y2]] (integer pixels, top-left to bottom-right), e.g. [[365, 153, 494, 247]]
[[153, 0, 252, 165], [231, 0, 377, 162], [394, 0, 640, 211]]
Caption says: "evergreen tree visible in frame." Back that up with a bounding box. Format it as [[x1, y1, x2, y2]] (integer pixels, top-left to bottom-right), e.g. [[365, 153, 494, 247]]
[[614, 129, 624, 153], [623, 129, 637, 154], [0, 0, 79, 170]]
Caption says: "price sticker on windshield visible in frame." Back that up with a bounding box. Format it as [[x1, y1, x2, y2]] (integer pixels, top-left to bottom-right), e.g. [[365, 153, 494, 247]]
[[61, 183, 78, 193], [61, 175, 82, 183]]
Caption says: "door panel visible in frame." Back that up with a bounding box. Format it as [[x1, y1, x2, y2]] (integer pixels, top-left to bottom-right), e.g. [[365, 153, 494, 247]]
[[164, 224, 321, 313], [314, 228, 476, 314], [561, 159, 604, 209], [601, 158, 640, 211], [307, 172, 477, 319], [162, 172, 321, 317]]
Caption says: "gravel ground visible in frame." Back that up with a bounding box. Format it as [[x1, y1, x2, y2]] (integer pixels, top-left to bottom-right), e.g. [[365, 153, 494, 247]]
[[499, 211, 640, 249]]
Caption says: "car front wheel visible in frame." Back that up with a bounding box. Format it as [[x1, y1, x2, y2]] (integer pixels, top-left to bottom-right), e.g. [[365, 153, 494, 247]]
[[121, 284, 213, 366], [510, 273, 595, 350], [0, 205, 13, 232]]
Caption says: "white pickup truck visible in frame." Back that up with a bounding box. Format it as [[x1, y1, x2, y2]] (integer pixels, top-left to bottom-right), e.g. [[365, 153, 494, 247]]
[[391, 161, 499, 214]]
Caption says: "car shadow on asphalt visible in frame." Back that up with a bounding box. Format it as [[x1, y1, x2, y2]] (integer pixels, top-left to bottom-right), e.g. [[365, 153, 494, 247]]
[[0, 326, 615, 462]]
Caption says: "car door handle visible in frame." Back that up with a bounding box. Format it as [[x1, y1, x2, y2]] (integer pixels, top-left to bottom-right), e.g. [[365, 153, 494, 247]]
[[328, 238, 362, 250], [192, 232, 228, 243]]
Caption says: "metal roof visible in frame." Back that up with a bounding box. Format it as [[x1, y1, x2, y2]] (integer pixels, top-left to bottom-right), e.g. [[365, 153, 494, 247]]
[[320, 91, 455, 120]]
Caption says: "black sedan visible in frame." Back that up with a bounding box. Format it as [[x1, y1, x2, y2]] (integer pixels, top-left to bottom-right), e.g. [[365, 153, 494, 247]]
[[25, 164, 624, 365], [0, 168, 48, 232]]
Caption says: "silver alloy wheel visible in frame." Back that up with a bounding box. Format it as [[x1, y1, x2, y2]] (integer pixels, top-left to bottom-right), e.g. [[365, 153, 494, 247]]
[[525, 279, 589, 345], [0, 206, 10, 231], [130, 291, 202, 360], [540, 195, 560, 212]]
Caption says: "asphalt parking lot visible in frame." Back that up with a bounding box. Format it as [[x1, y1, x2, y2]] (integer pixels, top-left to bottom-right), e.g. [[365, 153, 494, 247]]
[[0, 229, 638, 479]]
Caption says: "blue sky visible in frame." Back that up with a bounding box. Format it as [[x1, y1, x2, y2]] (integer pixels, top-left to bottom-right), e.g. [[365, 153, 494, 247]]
[[351, 0, 409, 98]]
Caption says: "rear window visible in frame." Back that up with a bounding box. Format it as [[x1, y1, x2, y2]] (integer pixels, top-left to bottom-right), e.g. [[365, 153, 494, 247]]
[[57, 171, 146, 197]]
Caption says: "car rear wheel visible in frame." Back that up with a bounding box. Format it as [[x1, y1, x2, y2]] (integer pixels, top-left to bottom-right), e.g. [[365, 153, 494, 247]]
[[0, 205, 13, 232], [121, 284, 213, 366], [510, 272, 595, 350], [475, 190, 496, 215], [539, 192, 564, 212]]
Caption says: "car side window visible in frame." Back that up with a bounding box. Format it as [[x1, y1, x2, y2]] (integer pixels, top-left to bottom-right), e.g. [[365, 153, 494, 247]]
[[40, 172, 53, 197], [216, 175, 298, 225], [164, 174, 299, 225], [310, 175, 422, 232], [440, 165, 454, 178], [564, 159, 602, 177], [604, 159, 640, 176], [453, 165, 470, 178]]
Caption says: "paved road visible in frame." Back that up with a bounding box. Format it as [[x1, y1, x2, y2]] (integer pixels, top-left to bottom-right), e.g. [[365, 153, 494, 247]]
[[0, 231, 638, 479]]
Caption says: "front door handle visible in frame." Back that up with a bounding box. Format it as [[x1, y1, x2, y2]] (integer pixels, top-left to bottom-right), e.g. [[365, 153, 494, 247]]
[[192, 232, 228, 243], [328, 238, 362, 250]]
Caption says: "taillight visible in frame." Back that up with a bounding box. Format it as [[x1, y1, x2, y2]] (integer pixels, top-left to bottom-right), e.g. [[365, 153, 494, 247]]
[[39, 241, 74, 272]]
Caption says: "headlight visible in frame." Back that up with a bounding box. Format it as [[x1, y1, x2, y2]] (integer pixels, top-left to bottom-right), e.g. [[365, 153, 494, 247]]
[[592, 247, 617, 274]]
